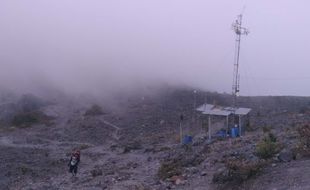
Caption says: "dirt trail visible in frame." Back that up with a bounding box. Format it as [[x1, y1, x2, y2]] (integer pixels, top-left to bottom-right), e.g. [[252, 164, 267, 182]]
[[97, 117, 121, 141]]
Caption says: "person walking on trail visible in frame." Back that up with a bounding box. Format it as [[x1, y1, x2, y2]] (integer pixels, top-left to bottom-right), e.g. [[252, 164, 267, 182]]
[[68, 150, 80, 176]]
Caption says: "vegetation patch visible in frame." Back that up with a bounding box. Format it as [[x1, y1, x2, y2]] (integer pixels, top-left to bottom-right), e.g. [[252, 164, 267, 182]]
[[296, 124, 310, 157], [213, 158, 265, 185], [226, 159, 264, 182], [158, 159, 183, 180], [157, 148, 206, 180], [18, 94, 46, 112], [255, 133, 281, 159], [11, 110, 53, 128], [91, 168, 103, 178], [84, 104, 105, 116], [17, 165, 38, 177], [122, 140, 143, 153], [77, 143, 92, 150]]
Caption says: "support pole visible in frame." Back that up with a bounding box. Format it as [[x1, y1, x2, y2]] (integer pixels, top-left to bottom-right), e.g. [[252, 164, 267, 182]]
[[179, 114, 184, 144], [226, 115, 229, 137], [193, 90, 197, 124], [179, 121, 182, 144], [239, 115, 242, 137], [208, 115, 211, 142]]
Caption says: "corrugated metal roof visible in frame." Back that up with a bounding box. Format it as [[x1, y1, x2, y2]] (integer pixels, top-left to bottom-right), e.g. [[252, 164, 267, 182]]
[[235, 107, 251, 115], [196, 104, 214, 112], [203, 109, 231, 116], [196, 103, 251, 116]]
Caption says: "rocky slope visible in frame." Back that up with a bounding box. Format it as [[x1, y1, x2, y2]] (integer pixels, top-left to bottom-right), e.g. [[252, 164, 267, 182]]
[[0, 87, 309, 190]]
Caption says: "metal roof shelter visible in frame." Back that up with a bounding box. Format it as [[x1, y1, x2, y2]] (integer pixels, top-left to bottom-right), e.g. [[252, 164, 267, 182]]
[[196, 103, 251, 141], [196, 104, 251, 116]]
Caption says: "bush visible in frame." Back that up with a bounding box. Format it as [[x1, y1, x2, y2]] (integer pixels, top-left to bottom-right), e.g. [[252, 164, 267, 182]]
[[77, 144, 91, 150], [226, 160, 263, 182], [255, 133, 280, 159], [18, 94, 46, 112], [158, 160, 182, 180], [91, 168, 103, 177], [267, 133, 277, 143], [12, 111, 52, 127], [298, 124, 310, 147], [84, 104, 104, 116], [18, 165, 37, 177], [296, 124, 310, 157], [122, 141, 142, 153], [213, 159, 264, 184], [157, 149, 205, 180]]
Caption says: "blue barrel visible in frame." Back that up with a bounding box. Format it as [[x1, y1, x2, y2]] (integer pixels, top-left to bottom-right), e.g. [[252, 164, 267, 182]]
[[231, 128, 239, 138], [182, 135, 193, 144]]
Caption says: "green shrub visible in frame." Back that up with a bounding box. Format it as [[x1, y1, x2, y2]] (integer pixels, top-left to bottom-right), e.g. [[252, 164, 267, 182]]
[[84, 104, 104, 116], [12, 111, 52, 127], [12, 112, 38, 126], [267, 133, 277, 143], [296, 124, 310, 157], [77, 144, 91, 150], [18, 165, 33, 175], [91, 168, 103, 177], [18, 94, 45, 112], [122, 141, 142, 153], [298, 125, 310, 147], [256, 133, 279, 159], [227, 160, 263, 183], [158, 160, 182, 180], [157, 150, 205, 180], [213, 159, 265, 184]]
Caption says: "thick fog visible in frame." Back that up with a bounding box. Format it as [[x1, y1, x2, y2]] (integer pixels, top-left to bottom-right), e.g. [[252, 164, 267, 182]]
[[0, 0, 310, 97]]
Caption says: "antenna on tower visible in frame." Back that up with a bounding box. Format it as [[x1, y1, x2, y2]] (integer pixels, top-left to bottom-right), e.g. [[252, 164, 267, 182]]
[[232, 14, 249, 120]]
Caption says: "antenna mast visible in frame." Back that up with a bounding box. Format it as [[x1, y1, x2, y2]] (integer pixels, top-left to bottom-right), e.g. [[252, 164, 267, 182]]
[[232, 14, 249, 113]]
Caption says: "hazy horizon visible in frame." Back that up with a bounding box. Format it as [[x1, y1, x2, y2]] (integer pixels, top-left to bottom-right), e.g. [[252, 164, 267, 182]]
[[1, 0, 310, 97]]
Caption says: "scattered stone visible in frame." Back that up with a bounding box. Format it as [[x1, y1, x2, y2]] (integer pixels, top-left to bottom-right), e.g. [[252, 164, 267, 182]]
[[295, 153, 303, 160], [185, 167, 199, 175], [278, 149, 294, 162], [201, 171, 207, 176], [160, 120, 165, 125], [212, 167, 229, 184], [170, 175, 185, 185], [175, 178, 184, 185]]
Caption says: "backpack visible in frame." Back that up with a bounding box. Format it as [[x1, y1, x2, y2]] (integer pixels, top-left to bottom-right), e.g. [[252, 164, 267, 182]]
[[70, 156, 78, 166]]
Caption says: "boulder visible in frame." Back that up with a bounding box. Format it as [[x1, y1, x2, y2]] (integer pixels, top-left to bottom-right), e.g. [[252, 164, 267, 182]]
[[278, 149, 294, 162]]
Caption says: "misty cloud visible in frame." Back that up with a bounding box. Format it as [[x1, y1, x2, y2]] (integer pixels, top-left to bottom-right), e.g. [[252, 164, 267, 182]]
[[0, 0, 310, 96]]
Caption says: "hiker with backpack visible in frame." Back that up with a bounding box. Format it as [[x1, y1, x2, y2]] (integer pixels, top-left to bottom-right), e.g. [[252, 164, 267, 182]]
[[68, 150, 80, 176]]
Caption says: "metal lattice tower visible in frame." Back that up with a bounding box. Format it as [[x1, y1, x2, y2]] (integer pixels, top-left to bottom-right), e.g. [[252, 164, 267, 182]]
[[232, 14, 249, 112]]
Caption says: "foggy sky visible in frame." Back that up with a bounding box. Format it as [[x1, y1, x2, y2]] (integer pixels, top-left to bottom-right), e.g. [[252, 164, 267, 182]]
[[0, 0, 310, 96]]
